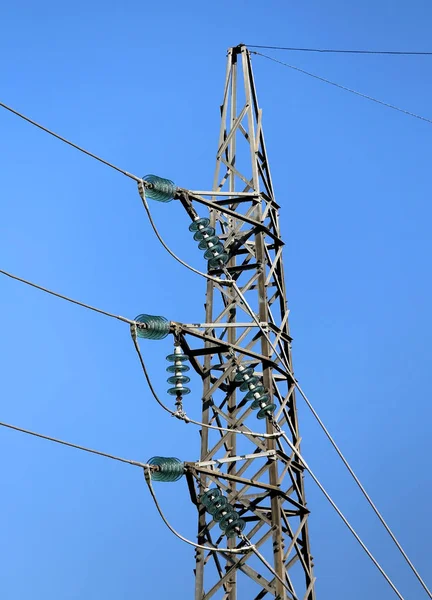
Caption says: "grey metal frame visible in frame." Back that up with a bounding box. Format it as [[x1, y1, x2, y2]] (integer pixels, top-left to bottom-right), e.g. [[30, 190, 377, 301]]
[[180, 45, 315, 600]]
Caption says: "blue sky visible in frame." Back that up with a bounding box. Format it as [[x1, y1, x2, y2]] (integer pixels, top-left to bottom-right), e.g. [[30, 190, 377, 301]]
[[0, 1, 431, 598]]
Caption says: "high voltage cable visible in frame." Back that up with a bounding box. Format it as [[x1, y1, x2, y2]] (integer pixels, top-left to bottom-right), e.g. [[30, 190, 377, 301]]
[[252, 51, 432, 125], [0, 268, 135, 325], [247, 44, 432, 55], [0, 420, 150, 468], [0, 100, 141, 182]]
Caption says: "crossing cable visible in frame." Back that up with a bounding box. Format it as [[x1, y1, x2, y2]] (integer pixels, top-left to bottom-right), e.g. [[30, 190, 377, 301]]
[[247, 45, 432, 56], [275, 427, 406, 600], [140, 199, 431, 597], [0, 268, 136, 325], [0, 420, 151, 469], [227, 272, 432, 599], [251, 51, 432, 126]]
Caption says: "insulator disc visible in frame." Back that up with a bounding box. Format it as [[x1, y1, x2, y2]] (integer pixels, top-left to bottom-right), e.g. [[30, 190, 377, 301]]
[[207, 496, 228, 515], [167, 386, 191, 396], [189, 217, 210, 232], [245, 385, 265, 400], [251, 394, 270, 410], [208, 253, 229, 269], [239, 376, 260, 392], [201, 488, 221, 508], [219, 511, 240, 531], [234, 367, 254, 383], [166, 353, 189, 362], [204, 244, 225, 260], [257, 403, 277, 420], [193, 226, 215, 241], [197, 236, 221, 251], [225, 518, 246, 538], [167, 375, 191, 385], [166, 364, 190, 373]]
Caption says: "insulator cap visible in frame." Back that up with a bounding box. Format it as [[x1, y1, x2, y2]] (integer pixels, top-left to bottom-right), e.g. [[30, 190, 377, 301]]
[[225, 518, 246, 538], [148, 456, 184, 482], [135, 314, 170, 340], [234, 367, 254, 383], [193, 226, 215, 241], [143, 174, 176, 202], [239, 376, 260, 392], [167, 385, 191, 396]]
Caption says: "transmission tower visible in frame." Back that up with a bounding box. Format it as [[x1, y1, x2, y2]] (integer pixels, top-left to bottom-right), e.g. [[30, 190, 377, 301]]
[[173, 45, 315, 600]]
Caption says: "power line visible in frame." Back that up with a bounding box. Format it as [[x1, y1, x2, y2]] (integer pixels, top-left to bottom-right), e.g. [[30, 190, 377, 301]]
[[247, 44, 432, 56], [252, 51, 432, 125], [0, 420, 149, 468], [0, 267, 135, 325], [0, 100, 141, 182]]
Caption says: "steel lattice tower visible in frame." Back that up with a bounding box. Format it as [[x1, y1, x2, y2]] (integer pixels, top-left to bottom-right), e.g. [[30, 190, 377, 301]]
[[177, 45, 315, 600]]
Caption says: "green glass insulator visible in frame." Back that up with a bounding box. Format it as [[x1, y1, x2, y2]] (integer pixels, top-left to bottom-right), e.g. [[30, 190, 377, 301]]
[[251, 393, 270, 410], [239, 376, 260, 392], [234, 367, 254, 383], [143, 174, 176, 203], [193, 226, 215, 241], [167, 375, 190, 385], [219, 511, 240, 531], [198, 236, 221, 251], [134, 314, 170, 340], [166, 353, 189, 362], [245, 385, 265, 400], [201, 488, 221, 508], [189, 217, 210, 232], [213, 506, 234, 522], [207, 496, 228, 516], [148, 456, 184, 482], [167, 385, 191, 396], [208, 253, 229, 269], [257, 403, 276, 420], [225, 518, 246, 538], [166, 364, 190, 373], [204, 244, 225, 260]]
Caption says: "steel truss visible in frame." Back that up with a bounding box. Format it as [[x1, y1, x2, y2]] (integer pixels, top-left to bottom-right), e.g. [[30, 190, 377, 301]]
[[179, 45, 315, 600]]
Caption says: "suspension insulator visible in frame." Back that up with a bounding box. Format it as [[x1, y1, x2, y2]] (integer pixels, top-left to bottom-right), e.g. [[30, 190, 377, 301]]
[[189, 216, 229, 269], [147, 456, 185, 482], [166, 346, 191, 396], [200, 489, 245, 538], [143, 174, 177, 203], [134, 314, 170, 340]]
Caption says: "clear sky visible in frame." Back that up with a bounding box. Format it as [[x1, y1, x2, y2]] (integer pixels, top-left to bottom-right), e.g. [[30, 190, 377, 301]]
[[0, 1, 431, 598]]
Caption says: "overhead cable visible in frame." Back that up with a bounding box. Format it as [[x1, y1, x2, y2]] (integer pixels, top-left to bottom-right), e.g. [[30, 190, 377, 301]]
[[0, 100, 141, 181], [0, 420, 150, 469], [0, 268, 135, 325], [251, 51, 432, 125], [247, 45, 432, 56]]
